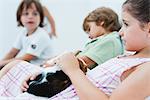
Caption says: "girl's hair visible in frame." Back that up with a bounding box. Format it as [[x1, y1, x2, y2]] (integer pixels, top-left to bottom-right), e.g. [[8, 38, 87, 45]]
[[123, 0, 150, 25], [17, 0, 44, 27], [83, 7, 121, 33]]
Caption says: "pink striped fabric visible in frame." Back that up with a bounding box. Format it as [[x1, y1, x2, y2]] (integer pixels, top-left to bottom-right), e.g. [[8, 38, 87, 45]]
[[0, 57, 150, 99]]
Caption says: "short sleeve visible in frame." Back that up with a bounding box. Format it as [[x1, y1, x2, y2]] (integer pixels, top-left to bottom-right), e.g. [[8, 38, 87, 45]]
[[13, 33, 23, 50], [83, 39, 115, 65], [26, 36, 48, 57]]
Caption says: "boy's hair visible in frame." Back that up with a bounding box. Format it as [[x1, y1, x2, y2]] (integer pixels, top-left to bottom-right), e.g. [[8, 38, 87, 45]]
[[123, 0, 149, 27], [83, 7, 121, 33], [17, 0, 44, 27]]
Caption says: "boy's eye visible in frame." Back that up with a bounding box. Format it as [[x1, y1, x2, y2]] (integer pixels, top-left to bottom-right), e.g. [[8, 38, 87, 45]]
[[22, 12, 29, 16], [85, 26, 90, 33], [22, 11, 39, 16], [33, 12, 39, 16], [87, 27, 90, 32]]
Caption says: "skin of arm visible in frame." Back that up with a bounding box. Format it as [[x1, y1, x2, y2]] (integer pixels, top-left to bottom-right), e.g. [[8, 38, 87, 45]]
[[42, 52, 96, 69], [0, 48, 37, 68], [2, 48, 19, 60], [43, 6, 56, 37], [57, 52, 150, 100], [77, 55, 96, 69]]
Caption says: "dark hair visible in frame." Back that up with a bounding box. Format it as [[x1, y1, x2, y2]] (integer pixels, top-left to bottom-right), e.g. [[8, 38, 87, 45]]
[[83, 7, 121, 33], [17, 0, 44, 27], [123, 0, 150, 24]]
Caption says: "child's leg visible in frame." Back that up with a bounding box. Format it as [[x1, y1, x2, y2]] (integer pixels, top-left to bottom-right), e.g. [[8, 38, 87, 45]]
[[0, 60, 22, 79], [0, 61, 43, 97]]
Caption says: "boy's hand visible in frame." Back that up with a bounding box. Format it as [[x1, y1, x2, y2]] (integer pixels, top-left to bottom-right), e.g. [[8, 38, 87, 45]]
[[42, 57, 58, 68]]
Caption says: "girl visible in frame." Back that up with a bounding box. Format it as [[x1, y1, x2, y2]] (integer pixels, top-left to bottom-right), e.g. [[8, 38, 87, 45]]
[[0, 0, 52, 68], [0, 0, 150, 99]]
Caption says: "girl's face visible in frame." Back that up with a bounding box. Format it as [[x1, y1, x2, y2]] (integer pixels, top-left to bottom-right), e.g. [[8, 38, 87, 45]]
[[87, 22, 105, 39], [21, 3, 40, 32], [119, 10, 149, 52]]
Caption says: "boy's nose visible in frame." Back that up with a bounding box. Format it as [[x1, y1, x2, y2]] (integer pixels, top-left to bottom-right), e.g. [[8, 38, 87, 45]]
[[118, 27, 124, 36], [28, 13, 33, 18]]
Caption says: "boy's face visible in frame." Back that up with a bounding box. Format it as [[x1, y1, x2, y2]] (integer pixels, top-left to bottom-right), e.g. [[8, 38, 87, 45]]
[[21, 3, 40, 32], [86, 22, 105, 39]]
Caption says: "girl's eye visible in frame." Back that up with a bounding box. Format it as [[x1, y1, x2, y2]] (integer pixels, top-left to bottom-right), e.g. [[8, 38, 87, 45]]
[[123, 22, 129, 27]]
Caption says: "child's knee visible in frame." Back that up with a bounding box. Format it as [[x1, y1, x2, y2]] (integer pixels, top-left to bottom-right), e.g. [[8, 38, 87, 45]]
[[4, 60, 27, 70], [8, 60, 24, 66]]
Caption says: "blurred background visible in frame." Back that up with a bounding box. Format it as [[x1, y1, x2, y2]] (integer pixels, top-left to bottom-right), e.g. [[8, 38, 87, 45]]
[[0, 0, 125, 59]]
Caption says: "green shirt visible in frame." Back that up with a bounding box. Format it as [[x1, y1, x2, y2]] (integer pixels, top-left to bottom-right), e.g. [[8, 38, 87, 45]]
[[78, 32, 124, 69]]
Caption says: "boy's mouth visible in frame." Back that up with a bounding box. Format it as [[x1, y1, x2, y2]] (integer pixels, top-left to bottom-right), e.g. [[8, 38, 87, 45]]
[[27, 21, 34, 24]]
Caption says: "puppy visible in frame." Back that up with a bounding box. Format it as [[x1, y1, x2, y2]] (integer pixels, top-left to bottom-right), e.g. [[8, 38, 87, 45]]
[[27, 58, 87, 98]]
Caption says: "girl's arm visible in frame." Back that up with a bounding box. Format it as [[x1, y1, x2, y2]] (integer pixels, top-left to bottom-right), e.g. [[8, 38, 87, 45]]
[[58, 52, 150, 100], [43, 6, 56, 38], [109, 62, 150, 100], [56, 52, 109, 100], [68, 68, 108, 100]]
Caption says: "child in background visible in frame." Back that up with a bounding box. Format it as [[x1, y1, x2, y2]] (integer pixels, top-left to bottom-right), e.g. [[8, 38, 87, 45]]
[[44, 7, 124, 69], [0, 7, 124, 98], [76, 7, 124, 69], [0, 0, 52, 69], [22, 0, 56, 38]]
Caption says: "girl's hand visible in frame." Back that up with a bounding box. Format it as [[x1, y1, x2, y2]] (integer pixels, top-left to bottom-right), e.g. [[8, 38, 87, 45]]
[[56, 52, 80, 76], [21, 72, 40, 92]]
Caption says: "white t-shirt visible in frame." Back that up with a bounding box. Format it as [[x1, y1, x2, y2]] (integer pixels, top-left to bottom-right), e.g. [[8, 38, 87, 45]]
[[13, 27, 52, 65]]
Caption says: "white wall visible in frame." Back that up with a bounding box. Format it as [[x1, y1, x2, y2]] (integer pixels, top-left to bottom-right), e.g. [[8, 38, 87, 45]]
[[0, 0, 125, 59]]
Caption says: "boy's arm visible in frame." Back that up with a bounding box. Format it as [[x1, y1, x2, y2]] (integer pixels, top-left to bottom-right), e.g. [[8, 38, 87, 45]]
[[2, 48, 19, 60], [0, 53, 36, 69], [77, 56, 97, 69], [0, 48, 19, 68], [43, 6, 56, 37]]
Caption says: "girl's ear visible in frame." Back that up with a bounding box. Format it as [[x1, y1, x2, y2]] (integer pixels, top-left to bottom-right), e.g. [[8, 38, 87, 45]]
[[147, 22, 150, 38], [148, 22, 150, 33]]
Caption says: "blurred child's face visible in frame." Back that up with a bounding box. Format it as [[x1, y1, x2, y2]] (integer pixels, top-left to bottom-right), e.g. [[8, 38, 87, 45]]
[[119, 10, 149, 52], [87, 22, 105, 39], [21, 3, 40, 32]]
